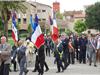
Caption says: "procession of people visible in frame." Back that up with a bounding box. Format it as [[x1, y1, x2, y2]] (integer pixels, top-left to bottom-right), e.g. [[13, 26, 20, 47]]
[[0, 32, 100, 75]]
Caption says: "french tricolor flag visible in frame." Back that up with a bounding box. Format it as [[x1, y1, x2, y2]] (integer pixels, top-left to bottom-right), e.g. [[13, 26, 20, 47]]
[[12, 15, 18, 42], [49, 12, 59, 42], [31, 14, 45, 49]]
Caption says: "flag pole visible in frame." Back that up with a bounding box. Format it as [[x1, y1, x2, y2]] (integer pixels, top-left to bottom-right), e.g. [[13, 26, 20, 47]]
[[44, 20, 47, 38], [35, 0, 45, 49], [35, 0, 37, 14]]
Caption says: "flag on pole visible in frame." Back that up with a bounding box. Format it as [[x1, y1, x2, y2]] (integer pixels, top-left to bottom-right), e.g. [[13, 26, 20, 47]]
[[49, 12, 59, 42], [30, 15, 34, 30], [31, 14, 45, 49], [12, 15, 18, 42], [49, 15, 53, 33], [49, 15, 53, 25]]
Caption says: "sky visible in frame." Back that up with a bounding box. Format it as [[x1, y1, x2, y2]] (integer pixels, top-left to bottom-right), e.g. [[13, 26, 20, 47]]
[[27, 0, 100, 12]]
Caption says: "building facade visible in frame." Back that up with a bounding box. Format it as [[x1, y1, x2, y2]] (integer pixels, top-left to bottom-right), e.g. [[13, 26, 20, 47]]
[[8, 1, 52, 30], [62, 10, 86, 32], [63, 10, 85, 22], [53, 1, 60, 12]]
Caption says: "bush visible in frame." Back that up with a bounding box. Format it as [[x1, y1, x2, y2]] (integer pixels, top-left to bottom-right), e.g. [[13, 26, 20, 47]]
[[19, 33, 28, 38], [65, 29, 72, 35], [8, 38, 14, 46]]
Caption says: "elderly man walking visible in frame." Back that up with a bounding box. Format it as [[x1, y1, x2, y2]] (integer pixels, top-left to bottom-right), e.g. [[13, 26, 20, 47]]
[[96, 34, 100, 62], [87, 34, 97, 67], [0, 36, 11, 75]]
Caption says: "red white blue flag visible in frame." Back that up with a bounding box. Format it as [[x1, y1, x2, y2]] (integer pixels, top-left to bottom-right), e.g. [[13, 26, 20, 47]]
[[49, 12, 59, 42], [31, 14, 45, 49], [12, 15, 18, 42]]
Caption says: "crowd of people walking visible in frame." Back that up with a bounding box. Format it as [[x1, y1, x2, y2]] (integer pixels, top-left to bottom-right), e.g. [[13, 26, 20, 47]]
[[0, 32, 100, 75]]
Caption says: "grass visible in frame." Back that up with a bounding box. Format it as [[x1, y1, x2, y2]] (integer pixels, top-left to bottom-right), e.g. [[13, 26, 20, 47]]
[[8, 38, 14, 46], [8, 37, 25, 46]]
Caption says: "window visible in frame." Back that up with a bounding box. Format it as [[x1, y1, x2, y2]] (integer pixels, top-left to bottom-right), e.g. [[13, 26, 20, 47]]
[[18, 14, 21, 23], [18, 18, 21, 23], [42, 10, 46, 12], [23, 18, 27, 24], [38, 19, 41, 21], [42, 18, 46, 21], [23, 14, 27, 24]]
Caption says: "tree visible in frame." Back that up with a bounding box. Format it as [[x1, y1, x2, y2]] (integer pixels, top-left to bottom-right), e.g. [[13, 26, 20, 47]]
[[0, 17, 4, 36], [0, 1, 27, 40], [0, 17, 3, 31], [56, 11, 63, 19], [74, 20, 87, 34], [85, 2, 100, 30], [65, 28, 72, 35]]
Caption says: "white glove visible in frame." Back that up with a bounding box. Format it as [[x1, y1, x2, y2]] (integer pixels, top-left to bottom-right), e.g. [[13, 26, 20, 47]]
[[0, 51, 2, 54], [11, 57, 13, 60], [36, 52, 38, 55], [78, 48, 80, 51], [95, 50, 97, 53]]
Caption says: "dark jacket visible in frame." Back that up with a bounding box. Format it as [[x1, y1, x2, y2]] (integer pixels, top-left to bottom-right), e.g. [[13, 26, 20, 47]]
[[62, 38, 69, 52], [79, 37, 87, 47], [13, 45, 26, 61], [11, 45, 17, 56], [74, 39, 79, 49], [55, 43, 64, 60], [38, 45, 45, 61]]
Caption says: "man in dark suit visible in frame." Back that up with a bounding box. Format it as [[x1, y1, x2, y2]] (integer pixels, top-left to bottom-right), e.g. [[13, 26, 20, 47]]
[[79, 35, 88, 64], [11, 43, 17, 72], [62, 37, 70, 69], [74, 36, 80, 61], [54, 39, 64, 73], [37, 45, 45, 75], [32, 47, 49, 73]]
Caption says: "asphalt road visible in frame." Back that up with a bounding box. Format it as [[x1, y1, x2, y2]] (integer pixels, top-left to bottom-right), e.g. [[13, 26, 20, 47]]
[[9, 54, 100, 75]]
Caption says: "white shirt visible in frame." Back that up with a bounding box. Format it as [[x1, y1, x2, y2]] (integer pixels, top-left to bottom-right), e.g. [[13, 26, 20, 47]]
[[97, 37, 100, 49]]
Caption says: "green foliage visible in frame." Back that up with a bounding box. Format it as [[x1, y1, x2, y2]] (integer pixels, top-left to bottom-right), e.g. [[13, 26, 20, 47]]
[[8, 32, 12, 37], [0, 1, 27, 40], [0, 17, 4, 31], [19, 34, 27, 38], [0, 1, 27, 14], [56, 12, 63, 19], [85, 2, 100, 30], [8, 39, 14, 46], [65, 28, 72, 35], [0, 1, 27, 23], [0, 17, 4, 36], [28, 24, 32, 34], [74, 20, 87, 34], [16, 22, 20, 30]]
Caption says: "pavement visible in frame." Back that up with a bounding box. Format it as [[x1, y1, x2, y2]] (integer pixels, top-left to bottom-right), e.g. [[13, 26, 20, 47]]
[[9, 54, 100, 75]]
